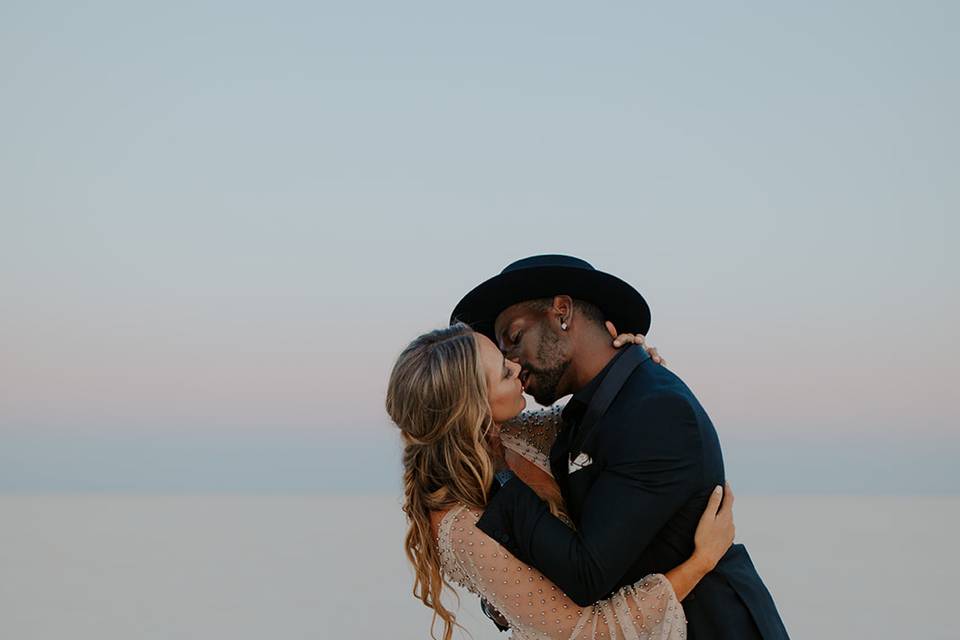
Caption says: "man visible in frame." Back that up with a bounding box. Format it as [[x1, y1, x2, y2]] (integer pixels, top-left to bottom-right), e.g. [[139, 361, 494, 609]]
[[451, 254, 789, 639]]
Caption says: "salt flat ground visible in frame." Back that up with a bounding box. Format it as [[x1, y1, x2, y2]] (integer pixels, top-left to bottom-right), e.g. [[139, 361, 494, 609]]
[[0, 495, 955, 639]]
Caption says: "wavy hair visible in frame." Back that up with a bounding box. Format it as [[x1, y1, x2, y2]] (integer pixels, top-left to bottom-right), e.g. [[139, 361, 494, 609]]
[[385, 323, 495, 640], [386, 323, 567, 639]]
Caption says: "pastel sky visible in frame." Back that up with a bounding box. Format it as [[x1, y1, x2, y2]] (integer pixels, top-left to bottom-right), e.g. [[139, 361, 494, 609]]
[[2, 1, 957, 492]]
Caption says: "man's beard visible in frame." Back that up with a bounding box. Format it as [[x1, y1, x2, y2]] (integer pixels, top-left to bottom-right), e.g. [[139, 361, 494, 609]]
[[525, 330, 570, 406]]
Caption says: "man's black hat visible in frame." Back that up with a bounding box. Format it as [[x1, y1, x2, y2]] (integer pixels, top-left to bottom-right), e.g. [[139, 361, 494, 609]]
[[450, 254, 651, 343]]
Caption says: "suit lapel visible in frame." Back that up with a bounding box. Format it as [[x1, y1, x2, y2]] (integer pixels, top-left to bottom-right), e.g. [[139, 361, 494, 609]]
[[549, 346, 650, 499], [567, 345, 649, 461], [549, 417, 574, 491]]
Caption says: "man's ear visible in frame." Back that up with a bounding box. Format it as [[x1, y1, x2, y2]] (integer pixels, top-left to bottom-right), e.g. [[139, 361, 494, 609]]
[[552, 295, 574, 330]]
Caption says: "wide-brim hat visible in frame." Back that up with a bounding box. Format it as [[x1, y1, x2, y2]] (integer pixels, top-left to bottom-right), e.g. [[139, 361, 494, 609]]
[[450, 254, 650, 343]]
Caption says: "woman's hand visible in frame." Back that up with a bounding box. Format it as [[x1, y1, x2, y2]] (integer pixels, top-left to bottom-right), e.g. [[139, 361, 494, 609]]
[[662, 482, 734, 600], [692, 482, 735, 572], [605, 320, 666, 365]]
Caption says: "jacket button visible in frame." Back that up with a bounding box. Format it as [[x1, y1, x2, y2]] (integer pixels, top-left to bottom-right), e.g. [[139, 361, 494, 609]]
[[500, 533, 510, 543]]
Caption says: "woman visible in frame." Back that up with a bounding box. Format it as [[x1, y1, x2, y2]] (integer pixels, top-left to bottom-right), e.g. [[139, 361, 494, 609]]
[[385, 323, 734, 640]]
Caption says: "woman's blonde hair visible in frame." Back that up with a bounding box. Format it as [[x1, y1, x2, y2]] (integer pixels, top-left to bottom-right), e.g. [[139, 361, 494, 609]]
[[385, 323, 494, 640], [386, 323, 567, 639]]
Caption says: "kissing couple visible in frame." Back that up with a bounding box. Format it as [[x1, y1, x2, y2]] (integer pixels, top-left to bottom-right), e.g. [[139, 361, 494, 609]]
[[386, 255, 790, 640]]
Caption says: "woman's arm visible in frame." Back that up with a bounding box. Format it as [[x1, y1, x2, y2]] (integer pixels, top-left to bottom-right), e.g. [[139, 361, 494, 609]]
[[664, 483, 736, 600], [664, 556, 713, 602], [441, 505, 686, 639]]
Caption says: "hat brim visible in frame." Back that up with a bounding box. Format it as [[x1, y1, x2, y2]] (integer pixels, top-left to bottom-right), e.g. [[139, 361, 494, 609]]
[[451, 266, 650, 343]]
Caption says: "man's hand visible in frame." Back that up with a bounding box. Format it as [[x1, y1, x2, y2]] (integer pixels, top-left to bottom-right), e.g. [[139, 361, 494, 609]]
[[605, 320, 667, 365]]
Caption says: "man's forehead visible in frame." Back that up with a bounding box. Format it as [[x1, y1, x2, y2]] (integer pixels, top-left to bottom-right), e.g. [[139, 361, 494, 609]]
[[494, 302, 531, 335]]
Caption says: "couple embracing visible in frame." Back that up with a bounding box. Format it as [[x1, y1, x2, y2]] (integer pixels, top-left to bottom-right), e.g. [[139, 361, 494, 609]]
[[386, 255, 789, 640]]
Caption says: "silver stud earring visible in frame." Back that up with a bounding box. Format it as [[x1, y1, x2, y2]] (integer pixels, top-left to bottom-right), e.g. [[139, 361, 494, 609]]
[[560, 321, 568, 331]]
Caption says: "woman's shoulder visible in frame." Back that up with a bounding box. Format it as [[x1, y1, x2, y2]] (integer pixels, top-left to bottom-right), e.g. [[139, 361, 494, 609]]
[[429, 503, 480, 540], [501, 404, 564, 432]]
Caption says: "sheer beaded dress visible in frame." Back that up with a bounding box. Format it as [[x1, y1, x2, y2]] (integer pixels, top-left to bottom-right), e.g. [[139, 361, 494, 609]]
[[436, 408, 687, 640], [499, 405, 563, 475]]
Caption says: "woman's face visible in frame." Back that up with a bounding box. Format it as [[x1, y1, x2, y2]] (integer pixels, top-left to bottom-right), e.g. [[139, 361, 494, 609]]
[[477, 333, 526, 423]]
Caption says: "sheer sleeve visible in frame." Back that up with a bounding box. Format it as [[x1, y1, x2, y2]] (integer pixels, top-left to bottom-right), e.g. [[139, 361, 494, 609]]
[[438, 505, 686, 640], [499, 405, 564, 475]]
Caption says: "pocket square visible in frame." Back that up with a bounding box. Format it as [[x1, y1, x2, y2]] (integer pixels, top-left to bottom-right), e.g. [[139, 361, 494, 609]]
[[568, 452, 593, 473]]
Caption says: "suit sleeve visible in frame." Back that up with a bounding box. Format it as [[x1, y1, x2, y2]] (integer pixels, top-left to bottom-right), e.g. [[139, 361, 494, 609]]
[[476, 393, 703, 607]]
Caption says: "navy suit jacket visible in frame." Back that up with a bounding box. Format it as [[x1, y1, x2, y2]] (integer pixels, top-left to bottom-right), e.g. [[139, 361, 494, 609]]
[[477, 346, 790, 640]]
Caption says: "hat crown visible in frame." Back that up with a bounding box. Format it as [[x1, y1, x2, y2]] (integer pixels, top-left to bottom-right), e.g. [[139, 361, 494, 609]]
[[501, 254, 594, 275]]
